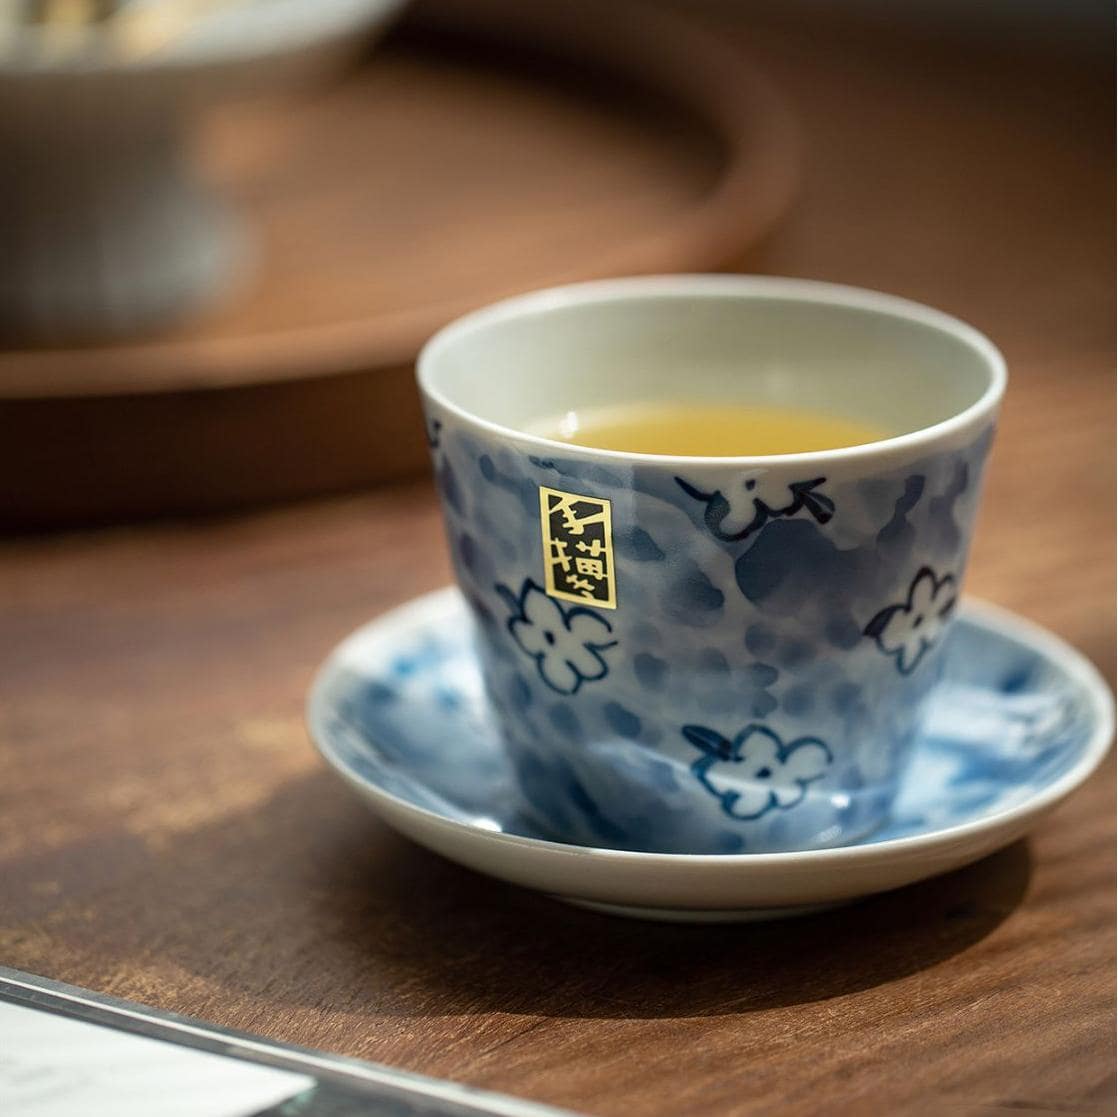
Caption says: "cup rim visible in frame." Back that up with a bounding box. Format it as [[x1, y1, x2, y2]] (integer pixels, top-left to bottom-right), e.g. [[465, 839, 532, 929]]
[[417, 274, 1007, 468]]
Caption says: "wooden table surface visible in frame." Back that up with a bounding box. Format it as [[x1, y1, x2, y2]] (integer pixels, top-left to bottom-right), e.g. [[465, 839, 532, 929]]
[[1, 13, 1113, 1117]]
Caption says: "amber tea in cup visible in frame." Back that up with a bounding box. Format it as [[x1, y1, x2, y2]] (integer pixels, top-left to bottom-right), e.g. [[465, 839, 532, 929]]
[[531, 401, 889, 456]]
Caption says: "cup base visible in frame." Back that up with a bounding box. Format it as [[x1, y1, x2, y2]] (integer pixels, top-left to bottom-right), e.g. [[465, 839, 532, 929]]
[[499, 713, 898, 855]]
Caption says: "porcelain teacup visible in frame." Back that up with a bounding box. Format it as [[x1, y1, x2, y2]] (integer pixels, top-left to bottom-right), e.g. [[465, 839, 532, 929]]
[[417, 275, 1006, 854]]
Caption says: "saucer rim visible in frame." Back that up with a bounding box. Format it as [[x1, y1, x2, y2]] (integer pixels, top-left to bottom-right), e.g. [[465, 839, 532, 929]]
[[307, 587, 1114, 867]]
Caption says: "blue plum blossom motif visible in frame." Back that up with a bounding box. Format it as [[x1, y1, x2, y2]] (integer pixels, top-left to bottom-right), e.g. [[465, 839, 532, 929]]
[[497, 579, 617, 696], [675, 474, 834, 543], [682, 723, 832, 820], [864, 566, 957, 675]]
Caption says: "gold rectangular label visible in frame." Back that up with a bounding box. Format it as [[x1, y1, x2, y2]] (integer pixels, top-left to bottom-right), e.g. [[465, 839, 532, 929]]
[[539, 486, 617, 610]]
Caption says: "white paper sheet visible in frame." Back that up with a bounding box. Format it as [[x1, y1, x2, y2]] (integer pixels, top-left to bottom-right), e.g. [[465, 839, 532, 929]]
[[0, 1000, 314, 1117]]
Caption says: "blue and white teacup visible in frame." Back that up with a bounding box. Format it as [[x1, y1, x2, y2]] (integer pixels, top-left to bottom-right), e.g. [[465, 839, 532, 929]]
[[417, 276, 1006, 854]]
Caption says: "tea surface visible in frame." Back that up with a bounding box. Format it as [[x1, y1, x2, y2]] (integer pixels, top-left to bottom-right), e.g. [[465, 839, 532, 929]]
[[535, 402, 889, 456]]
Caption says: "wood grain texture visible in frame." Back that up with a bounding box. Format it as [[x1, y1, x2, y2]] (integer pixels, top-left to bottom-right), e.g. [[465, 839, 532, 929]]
[[0, 10, 1113, 1117]]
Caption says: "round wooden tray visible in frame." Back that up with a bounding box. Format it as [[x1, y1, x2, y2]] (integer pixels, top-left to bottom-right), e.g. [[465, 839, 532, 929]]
[[0, 0, 799, 526]]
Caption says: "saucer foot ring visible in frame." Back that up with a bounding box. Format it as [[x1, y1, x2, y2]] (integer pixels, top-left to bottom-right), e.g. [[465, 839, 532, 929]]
[[559, 898, 847, 923]]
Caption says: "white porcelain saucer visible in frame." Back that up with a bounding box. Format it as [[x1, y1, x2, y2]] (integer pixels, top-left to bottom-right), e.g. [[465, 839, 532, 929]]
[[307, 588, 1113, 922]]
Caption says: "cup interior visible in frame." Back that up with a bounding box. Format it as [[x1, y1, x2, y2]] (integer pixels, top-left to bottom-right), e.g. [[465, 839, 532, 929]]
[[419, 278, 1004, 456]]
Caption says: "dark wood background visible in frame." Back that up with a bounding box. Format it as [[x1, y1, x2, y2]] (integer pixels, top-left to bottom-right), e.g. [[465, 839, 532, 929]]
[[1, 9, 1113, 1116]]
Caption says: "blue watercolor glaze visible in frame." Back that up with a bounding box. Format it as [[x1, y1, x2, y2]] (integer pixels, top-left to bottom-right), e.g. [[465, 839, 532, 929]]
[[548, 703, 582, 741], [312, 592, 1106, 854], [604, 702, 643, 739], [665, 564, 725, 620], [414, 406, 1001, 852], [748, 663, 779, 686], [615, 527, 666, 563], [744, 624, 776, 656], [634, 652, 669, 691]]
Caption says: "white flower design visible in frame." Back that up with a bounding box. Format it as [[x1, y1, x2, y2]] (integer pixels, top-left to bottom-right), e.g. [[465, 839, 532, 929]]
[[683, 723, 832, 820], [675, 473, 834, 542], [865, 566, 957, 675], [500, 580, 617, 696]]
